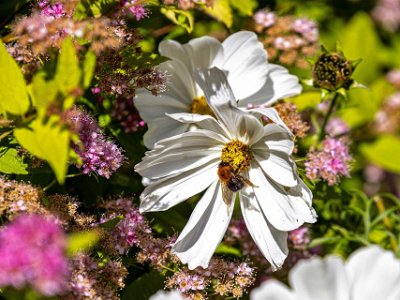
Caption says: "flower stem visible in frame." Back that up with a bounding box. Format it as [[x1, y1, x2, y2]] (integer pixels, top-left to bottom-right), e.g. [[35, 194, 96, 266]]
[[318, 93, 339, 141]]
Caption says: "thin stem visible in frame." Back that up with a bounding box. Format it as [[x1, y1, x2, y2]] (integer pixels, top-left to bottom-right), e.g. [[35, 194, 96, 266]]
[[318, 93, 339, 141], [0, 130, 13, 141], [43, 178, 57, 192]]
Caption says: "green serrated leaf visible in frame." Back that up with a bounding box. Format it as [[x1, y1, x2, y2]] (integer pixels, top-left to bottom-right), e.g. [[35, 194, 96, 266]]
[[360, 135, 400, 174], [228, 0, 257, 15], [160, 7, 194, 33], [289, 91, 321, 111], [0, 148, 28, 174], [0, 42, 30, 116], [204, 0, 233, 28], [67, 229, 101, 256], [82, 51, 96, 88], [55, 37, 81, 95], [14, 118, 70, 183]]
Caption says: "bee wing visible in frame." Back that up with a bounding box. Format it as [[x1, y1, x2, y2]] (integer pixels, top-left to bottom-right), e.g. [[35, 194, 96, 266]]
[[221, 183, 234, 205]]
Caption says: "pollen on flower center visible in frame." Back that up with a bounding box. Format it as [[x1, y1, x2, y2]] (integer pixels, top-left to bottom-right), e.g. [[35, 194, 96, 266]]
[[221, 140, 251, 173], [190, 96, 215, 116]]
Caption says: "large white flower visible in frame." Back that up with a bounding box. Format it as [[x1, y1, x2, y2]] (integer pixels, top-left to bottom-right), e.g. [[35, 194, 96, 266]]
[[251, 245, 400, 300], [135, 67, 316, 270], [149, 290, 185, 300], [135, 31, 302, 148]]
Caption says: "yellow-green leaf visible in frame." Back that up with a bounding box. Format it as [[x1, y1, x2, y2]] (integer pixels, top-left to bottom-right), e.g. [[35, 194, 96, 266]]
[[67, 230, 101, 256], [0, 148, 28, 174], [160, 7, 194, 33], [228, 0, 257, 16], [0, 42, 30, 116], [14, 118, 70, 183], [55, 37, 81, 95], [82, 50, 96, 88], [29, 72, 58, 113], [360, 135, 400, 173], [204, 0, 233, 28]]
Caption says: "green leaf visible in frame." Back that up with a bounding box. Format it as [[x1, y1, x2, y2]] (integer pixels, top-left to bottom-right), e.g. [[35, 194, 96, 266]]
[[82, 51, 96, 88], [0, 42, 30, 116], [122, 272, 165, 300], [14, 118, 70, 183], [339, 79, 394, 128], [160, 7, 194, 33], [289, 91, 321, 111], [0, 148, 28, 174], [29, 72, 58, 113], [67, 229, 101, 256], [228, 0, 257, 16], [360, 135, 400, 173], [204, 0, 233, 28], [55, 37, 81, 95], [340, 12, 381, 84], [215, 242, 241, 256]]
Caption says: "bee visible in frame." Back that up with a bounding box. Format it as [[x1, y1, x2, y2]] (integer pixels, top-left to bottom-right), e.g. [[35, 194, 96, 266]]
[[217, 162, 255, 205]]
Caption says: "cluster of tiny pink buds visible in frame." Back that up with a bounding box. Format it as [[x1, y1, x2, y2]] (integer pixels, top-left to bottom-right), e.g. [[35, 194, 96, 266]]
[[374, 92, 400, 134], [39, 1, 66, 19], [306, 138, 352, 185], [372, 0, 400, 32], [120, 0, 149, 20], [386, 69, 400, 88], [66, 253, 127, 299], [0, 214, 69, 296], [288, 227, 311, 250], [166, 258, 255, 299], [253, 9, 276, 28], [64, 106, 125, 178], [326, 117, 350, 137], [100, 198, 151, 254], [112, 97, 146, 133], [254, 11, 319, 68]]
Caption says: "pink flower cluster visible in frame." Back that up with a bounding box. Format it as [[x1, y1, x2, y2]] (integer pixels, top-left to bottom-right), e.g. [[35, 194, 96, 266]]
[[306, 138, 352, 185], [39, 1, 66, 19], [64, 107, 125, 178], [0, 215, 69, 296], [120, 0, 149, 20]]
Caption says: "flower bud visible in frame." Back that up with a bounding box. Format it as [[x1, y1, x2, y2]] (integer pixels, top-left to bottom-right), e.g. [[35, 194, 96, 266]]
[[312, 52, 353, 91]]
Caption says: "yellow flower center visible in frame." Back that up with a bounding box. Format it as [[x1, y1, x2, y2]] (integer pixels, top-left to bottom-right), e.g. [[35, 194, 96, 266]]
[[221, 140, 251, 173], [190, 96, 215, 116]]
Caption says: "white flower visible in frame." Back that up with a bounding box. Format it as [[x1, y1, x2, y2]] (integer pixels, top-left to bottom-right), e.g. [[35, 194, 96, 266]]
[[149, 290, 185, 300], [135, 67, 316, 270], [251, 245, 400, 300], [135, 31, 302, 148]]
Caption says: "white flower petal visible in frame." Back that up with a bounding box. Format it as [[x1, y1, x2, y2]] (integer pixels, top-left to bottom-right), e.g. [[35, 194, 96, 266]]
[[246, 107, 293, 135], [252, 124, 294, 155], [134, 92, 189, 121], [166, 112, 230, 138], [254, 150, 298, 187], [240, 64, 302, 106], [221, 31, 270, 101], [195, 67, 242, 135], [149, 290, 185, 300], [172, 182, 234, 270], [143, 117, 191, 149], [250, 280, 296, 300], [139, 163, 217, 213], [160, 60, 198, 104], [159, 36, 223, 74], [345, 245, 400, 300], [240, 189, 288, 270], [234, 113, 265, 145], [249, 165, 316, 231], [289, 256, 350, 300]]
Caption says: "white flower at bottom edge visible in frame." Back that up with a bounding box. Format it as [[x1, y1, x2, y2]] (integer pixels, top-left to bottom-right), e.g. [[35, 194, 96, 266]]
[[135, 31, 302, 148], [134, 67, 317, 270], [251, 245, 400, 300], [149, 290, 185, 300]]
